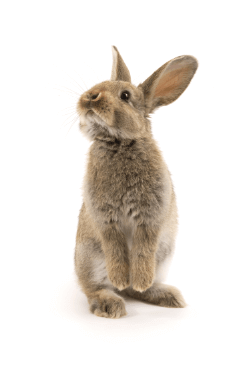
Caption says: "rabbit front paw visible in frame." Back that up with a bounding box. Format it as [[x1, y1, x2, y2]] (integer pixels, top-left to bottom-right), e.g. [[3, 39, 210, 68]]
[[108, 263, 130, 291], [131, 256, 155, 292], [132, 271, 154, 292]]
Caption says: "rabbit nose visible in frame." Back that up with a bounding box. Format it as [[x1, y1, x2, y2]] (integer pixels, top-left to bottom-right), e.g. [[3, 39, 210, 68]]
[[83, 91, 101, 101], [91, 92, 100, 100]]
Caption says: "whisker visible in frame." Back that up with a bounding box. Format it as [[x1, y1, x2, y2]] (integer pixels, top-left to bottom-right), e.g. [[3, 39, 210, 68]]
[[54, 86, 80, 97], [59, 105, 77, 114], [61, 112, 79, 127], [60, 107, 77, 116], [64, 71, 86, 93], [62, 112, 76, 125], [78, 63, 100, 85], [72, 69, 91, 91], [65, 115, 79, 137], [59, 105, 77, 117], [63, 118, 78, 129], [53, 88, 80, 104], [61, 105, 77, 112]]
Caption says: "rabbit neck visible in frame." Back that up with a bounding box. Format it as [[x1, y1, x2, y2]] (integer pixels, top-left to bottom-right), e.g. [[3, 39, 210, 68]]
[[94, 136, 136, 150]]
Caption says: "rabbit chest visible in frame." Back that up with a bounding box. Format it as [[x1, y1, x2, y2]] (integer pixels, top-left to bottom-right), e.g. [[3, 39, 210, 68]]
[[85, 139, 172, 236]]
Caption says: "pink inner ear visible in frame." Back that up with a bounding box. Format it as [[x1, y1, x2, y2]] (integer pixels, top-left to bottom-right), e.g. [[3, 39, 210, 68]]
[[154, 66, 190, 98]]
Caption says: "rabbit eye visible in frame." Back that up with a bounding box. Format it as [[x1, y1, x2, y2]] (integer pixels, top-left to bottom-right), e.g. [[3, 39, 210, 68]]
[[120, 91, 130, 102]]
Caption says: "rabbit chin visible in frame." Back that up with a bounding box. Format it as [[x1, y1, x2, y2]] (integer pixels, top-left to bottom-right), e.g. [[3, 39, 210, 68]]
[[78, 110, 137, 141]]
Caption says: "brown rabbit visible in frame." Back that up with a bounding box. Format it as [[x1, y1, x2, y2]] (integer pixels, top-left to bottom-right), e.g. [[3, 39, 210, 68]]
[[75, 46, 198, 318]]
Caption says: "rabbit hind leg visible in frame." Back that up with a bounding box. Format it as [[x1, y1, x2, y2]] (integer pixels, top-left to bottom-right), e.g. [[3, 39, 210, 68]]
[[75, 240, 127, 319], [88, 289, 127, 319], [125, 282, 186, 308], [124, 250, 186, 308]]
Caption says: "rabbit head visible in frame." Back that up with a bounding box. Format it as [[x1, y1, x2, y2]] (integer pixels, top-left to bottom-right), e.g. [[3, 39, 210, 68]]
[[77, 46, 198, 141]]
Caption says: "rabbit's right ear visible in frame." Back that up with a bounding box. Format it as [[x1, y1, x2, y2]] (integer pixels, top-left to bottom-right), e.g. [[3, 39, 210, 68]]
[[111, 46, 131, 83], [139, 55, 198, 114]]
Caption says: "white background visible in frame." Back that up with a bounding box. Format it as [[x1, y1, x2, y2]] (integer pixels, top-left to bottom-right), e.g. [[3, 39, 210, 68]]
[[1, 1, 243, 364]]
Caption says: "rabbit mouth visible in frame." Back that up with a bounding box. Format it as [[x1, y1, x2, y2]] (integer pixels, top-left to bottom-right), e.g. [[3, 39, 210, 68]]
[[86, 110, 96, 118], [86, 110, 107, 126]]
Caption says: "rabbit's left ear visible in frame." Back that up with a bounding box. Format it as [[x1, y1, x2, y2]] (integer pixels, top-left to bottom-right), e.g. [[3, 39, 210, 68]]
[[111, 46, 131, 82], [139, 55, 198, 114]]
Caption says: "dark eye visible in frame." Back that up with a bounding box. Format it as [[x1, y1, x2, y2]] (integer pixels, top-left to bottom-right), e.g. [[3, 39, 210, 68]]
[[120, 91, 130, 102]]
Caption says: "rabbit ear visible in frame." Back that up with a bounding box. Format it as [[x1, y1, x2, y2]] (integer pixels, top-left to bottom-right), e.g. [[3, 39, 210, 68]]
[[111, 46, 131, 82], [139, 55, 198, 113]]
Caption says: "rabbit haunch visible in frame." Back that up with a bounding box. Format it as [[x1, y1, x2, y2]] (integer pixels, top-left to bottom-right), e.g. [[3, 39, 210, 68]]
[[74, 46, 198, 318]]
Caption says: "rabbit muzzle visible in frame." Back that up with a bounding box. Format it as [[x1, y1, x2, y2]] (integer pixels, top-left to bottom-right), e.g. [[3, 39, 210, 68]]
[[79, 90, 103, 109], [82, 90, 102, 102], [78, 89, 114, 128]]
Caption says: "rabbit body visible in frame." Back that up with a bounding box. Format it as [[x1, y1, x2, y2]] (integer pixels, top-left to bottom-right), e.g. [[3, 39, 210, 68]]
[[74, 47, 198, 318]]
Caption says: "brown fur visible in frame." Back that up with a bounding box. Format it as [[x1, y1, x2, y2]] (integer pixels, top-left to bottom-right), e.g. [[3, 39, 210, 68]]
[[88, 289, 127, 319], [74, 46, 198, 318]]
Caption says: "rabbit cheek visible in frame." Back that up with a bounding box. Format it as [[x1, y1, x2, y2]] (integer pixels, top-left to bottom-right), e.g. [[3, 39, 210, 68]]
[[113, 109, 136, 134], [113, 109, 124, 128]]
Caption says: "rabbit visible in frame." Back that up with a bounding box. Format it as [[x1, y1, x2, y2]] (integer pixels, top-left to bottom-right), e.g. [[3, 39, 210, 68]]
[[74, 46, 198, 319]]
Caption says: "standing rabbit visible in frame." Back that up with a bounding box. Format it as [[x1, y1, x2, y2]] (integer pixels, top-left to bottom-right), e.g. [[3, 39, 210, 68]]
[[75, 46, 198, 318]]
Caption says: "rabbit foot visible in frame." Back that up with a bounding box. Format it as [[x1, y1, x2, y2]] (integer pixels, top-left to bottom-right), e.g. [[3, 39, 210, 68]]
[[156, 284, 186, 308], [89, 289, 127, 319], [125, 283, 186, 308]]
